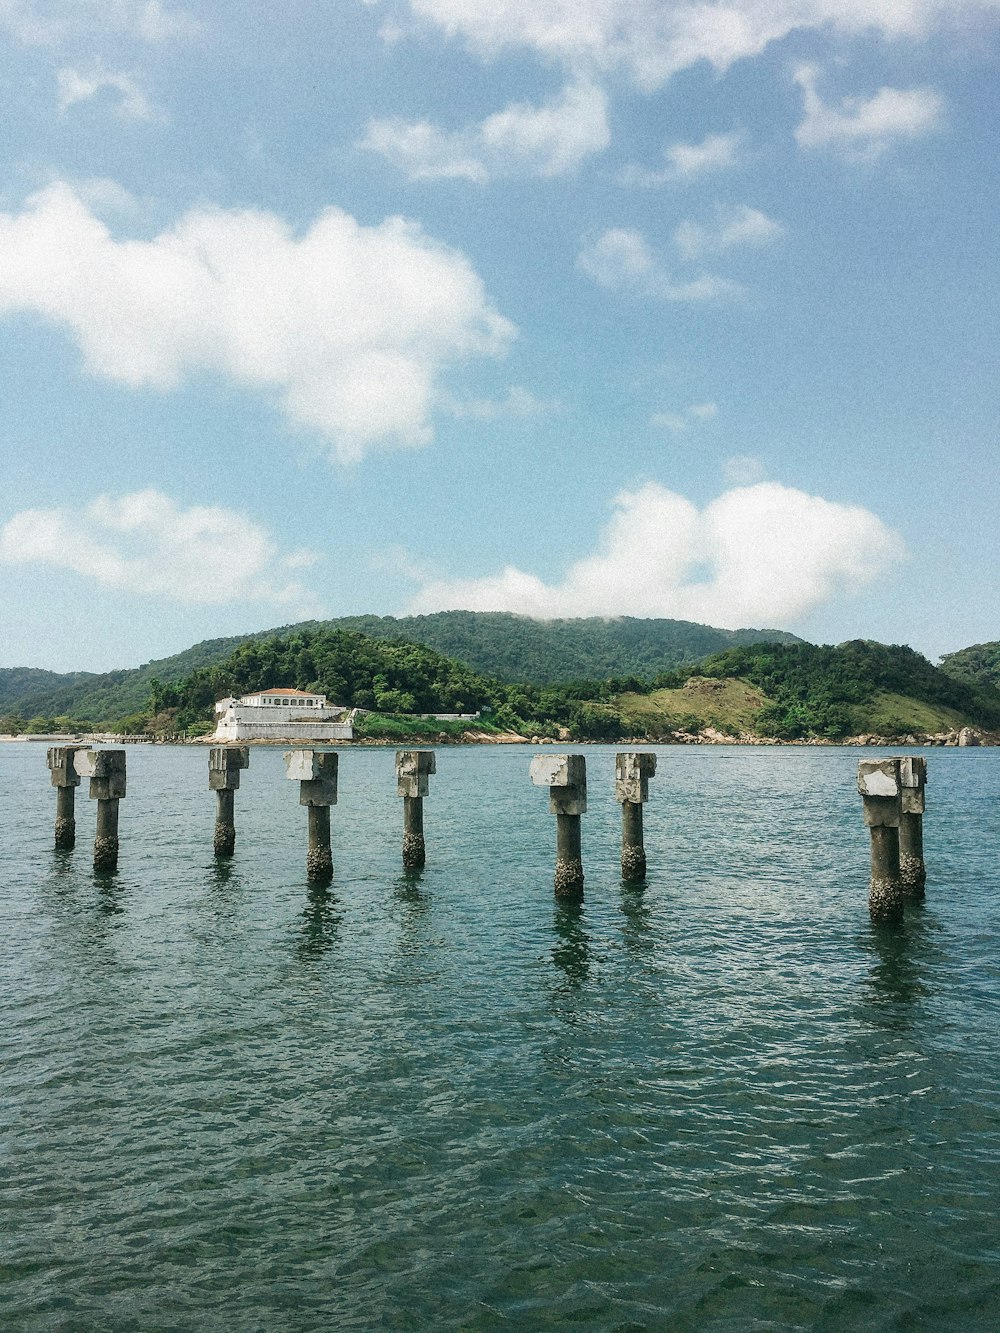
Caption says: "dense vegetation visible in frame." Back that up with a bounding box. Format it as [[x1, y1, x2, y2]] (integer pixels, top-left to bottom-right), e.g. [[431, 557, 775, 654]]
[[328, 612, 801, 683], [2, 621, 997, 743], [939, 641, 1000, 693], [0, 611, 799, 725], [655, 640, 1000, 738]]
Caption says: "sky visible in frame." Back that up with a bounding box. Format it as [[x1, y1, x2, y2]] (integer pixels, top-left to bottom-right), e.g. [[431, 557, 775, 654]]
[[0, 0, 997, 673]]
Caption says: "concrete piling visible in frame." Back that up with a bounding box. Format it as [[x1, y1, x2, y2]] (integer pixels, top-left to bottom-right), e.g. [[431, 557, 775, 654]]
[[396, 750, 436, 869], [47, 745, 89, 849], [74, 749, 127, 873], [899, 756, 927, 897], [209, 746, 249, 857], [530, 754, 587, 896], [284, 749, 338, 881], [615, 752, 656, 880], [858, 758, 904, 923]]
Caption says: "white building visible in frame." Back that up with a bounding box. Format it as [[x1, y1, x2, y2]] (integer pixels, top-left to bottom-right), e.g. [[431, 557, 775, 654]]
[[213, 688, 353, 741]]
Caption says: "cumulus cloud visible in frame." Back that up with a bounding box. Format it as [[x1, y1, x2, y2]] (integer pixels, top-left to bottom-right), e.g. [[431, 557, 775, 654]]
[[360, 80, 609, 179], [401, 0, 997, 90], [651, 402, 718, 431], [621, 131, 742, 186], [0, 490, 324, 614], [578, 228, 739, 301], [794, 64, 944, 155], [408, 480, 905, 626], [674, 205, 784, 260], [0, 182, 514, 462], [57, 67, 159, 120]]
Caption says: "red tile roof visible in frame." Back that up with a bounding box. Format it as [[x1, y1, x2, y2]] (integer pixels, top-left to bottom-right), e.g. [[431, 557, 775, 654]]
[[256, 688, 319, 697]]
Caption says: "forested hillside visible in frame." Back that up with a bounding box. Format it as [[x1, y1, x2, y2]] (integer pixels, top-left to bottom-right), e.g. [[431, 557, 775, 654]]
[[939, 641, 1000, 693], [328, 612, 801, 683], [640, 640, 1000, 738], [3, 616, 997, 742], [0, 611, 799, 724]]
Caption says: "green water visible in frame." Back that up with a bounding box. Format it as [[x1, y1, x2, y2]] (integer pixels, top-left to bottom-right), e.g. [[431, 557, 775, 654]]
[[2, 743, 999, 1330]]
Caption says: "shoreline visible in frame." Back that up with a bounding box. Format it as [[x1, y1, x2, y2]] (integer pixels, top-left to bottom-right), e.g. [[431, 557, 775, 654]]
[[2, 729, 995, 749]]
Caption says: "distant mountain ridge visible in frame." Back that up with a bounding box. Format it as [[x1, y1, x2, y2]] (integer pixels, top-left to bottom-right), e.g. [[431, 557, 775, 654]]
[[0, 611, 802, 724]]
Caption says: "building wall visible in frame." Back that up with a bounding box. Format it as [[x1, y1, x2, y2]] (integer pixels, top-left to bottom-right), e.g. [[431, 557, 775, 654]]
[[214, 718, 354, 741], [214, 702, 353, 741]]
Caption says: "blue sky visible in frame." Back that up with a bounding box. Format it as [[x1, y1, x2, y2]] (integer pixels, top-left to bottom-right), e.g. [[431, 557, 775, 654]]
[[0, 0, 997, 672]]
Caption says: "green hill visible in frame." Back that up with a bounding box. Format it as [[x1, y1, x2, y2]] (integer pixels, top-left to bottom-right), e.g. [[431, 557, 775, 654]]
[[611, 640, 1000, 739], [939, 641, 1000, 693], [4, 619, 996, 743], [328, 612, 801, 683], [0, 612, 800, 725]]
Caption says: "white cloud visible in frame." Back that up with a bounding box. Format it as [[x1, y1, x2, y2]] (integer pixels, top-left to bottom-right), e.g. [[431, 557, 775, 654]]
[[402, 0, 998, 90], [0, 182, 515, 462], [361, 81, 609, 180], [689, 402, 718, 420], [578, 228, 739, 301], [651, 402, 718, 431], [621, 131, 742, 186], [408, 480, 905, 626], [0, 490, 324, 614], [674, 205, 784, 260], [794, 65, 944, 155], [445, 386, 559, 420], [57, 67, 159, 120], [0, 0, 199, 45]]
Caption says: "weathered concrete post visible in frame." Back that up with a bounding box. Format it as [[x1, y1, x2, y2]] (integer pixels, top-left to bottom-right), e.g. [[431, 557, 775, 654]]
[[396, 750, 435, 868], [899, 755, 927, 897], [74, 749, 127, 873], [858, 758, 903, 923], [615, 752, 656, 880], [47, 745, 89, 849], [209, 746, 249, 857], [284, 750, 338, 882], [530, 754, 587, 896]]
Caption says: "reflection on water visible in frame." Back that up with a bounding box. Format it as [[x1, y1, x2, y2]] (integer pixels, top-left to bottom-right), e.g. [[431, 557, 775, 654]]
[[95, 874, 126, 917], [862, 906, 935, 1028], [619, 883, 654, 956], [550, 900, 590, 991], [394, 868, 427, 906], [297, 884, 342, 961]]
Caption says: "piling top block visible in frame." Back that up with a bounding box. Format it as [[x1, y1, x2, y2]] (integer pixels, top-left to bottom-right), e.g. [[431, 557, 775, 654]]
[[615, 751, 656, 804], [74, 749, 126, 779], [900, 756, 927, 788], [284, 749, 338, 782], [857, 757, 901, 798], [396, 750, 436, 778], [530, 753, 586, 790], [48, 745, 88, 787], [210, 746, 250, 771], [616, 752, 656, 780]]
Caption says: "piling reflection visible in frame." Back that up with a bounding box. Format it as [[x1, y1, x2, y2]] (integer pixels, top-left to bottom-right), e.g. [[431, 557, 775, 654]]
[[393, 870, 433, 961], [203, 858, 245, 927], [550, 900, 591, 993], [94, 873, 126, 915], [619, 883, 654, 957], [862, 906, 933, 1030], [297, 884, 342, 962]]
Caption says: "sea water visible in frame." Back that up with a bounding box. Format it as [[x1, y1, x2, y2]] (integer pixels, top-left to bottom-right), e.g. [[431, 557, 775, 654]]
[[1, 743, 999, 1330]]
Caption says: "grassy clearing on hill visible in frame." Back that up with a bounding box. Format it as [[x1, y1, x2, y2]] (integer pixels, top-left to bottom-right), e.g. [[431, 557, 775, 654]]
[[614, 677, 770, 735], [842, 692, 972, 736]]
